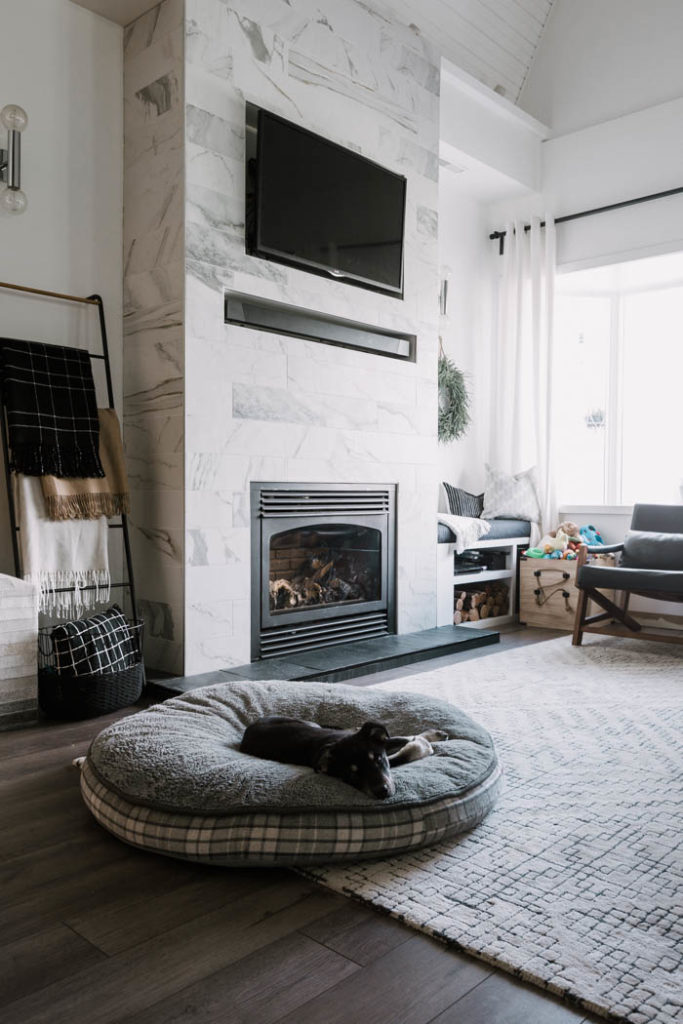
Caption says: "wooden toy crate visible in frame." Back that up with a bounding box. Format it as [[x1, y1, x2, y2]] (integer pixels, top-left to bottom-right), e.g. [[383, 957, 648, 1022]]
[[519, 556, 614, 630]]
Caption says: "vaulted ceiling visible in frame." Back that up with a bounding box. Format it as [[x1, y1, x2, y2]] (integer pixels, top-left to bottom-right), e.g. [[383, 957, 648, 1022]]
[[381, 0, 555, 101], [71, 0, 555, 103]]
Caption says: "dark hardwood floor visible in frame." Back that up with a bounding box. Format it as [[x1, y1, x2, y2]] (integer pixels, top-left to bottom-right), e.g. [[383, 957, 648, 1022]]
[[1, 626, 600, 1024]]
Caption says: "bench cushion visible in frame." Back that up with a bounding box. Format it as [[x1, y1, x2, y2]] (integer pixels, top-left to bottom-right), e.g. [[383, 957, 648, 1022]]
[[438, 518, 531, 545]]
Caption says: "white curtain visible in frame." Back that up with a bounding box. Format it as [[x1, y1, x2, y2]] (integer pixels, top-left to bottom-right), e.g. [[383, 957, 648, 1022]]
[[490, 216, 557, 533]]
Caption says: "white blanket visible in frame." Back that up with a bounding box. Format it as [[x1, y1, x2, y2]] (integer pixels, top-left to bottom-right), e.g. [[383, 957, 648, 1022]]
[[437, 512, 491, 554], [16, 475, 110, 616]]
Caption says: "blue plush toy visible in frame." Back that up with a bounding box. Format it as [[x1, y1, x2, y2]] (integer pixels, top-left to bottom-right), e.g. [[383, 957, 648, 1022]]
[[580, 524, 603, 545]]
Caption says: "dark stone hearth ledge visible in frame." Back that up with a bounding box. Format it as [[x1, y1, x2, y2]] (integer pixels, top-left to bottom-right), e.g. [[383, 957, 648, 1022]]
[[148, 625, 499, 699]]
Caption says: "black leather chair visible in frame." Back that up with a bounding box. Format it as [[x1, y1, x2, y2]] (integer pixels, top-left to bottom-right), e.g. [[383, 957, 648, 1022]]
[[572, 503, 683, 646]]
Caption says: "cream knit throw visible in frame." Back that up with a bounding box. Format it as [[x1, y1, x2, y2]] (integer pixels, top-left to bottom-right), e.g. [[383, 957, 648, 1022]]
[[16, 475, 110, 616], [437, 512, 491, 554]]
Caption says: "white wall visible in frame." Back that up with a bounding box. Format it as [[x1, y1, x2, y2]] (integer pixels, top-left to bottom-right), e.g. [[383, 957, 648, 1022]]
[[437, 174, 494, 496], [519, 0, 683, 135], [489, 96, 683, 273], [0, 0, 123, 575]]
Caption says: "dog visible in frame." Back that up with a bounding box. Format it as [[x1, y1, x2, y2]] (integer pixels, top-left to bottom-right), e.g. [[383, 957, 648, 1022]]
[[240, 716, 448, 799]]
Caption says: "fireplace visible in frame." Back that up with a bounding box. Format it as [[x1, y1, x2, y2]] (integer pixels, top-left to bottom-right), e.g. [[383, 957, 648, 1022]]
[[251, 483, 396, 659]]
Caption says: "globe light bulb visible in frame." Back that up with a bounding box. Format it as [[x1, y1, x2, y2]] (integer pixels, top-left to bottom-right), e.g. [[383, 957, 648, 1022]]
[[0, 186, 28, 214], [1, 104, 28, 133]]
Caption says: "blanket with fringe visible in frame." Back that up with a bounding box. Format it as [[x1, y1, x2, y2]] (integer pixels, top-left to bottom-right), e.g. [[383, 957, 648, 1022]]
[[41, 408, 130, 520], [17, 475, 110, 616], [1, 339, 104, 478], [436, 512, 491, 555]]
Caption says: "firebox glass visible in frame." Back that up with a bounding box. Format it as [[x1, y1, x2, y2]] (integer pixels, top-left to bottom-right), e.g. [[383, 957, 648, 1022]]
[[269, 524, 381, 613]]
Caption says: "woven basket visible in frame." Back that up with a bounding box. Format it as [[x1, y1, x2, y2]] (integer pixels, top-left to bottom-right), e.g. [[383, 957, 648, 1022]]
[[37, 619, 145, 720]]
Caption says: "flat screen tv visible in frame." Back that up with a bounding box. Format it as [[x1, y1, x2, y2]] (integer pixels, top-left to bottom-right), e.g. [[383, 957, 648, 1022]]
[[245, 104, 407, 298]]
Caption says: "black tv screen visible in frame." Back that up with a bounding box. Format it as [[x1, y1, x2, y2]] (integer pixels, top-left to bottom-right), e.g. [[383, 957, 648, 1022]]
[[246, 106, 406, 297]]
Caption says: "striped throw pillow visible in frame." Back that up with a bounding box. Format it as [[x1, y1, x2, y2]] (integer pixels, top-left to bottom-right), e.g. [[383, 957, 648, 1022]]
[[443, 483, 484, 518]]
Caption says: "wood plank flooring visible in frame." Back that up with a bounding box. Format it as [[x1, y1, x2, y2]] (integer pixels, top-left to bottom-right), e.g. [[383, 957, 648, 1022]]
[[0, 626, 600, 1024]]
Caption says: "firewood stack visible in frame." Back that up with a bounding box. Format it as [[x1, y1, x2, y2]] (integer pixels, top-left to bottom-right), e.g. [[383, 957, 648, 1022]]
[[453, 582, 509, 624]]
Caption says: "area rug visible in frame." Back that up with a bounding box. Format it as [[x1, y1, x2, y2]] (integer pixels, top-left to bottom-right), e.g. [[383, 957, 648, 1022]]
[[303, 637, 683, 1024]]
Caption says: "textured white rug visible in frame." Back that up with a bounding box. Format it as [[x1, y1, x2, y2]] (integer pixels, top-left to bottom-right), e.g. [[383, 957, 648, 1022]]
[[304, 637, 683, 1024]]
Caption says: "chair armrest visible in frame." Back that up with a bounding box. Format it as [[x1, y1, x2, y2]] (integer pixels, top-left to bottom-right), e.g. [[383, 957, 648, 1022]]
[[585, 542, 624, 554]]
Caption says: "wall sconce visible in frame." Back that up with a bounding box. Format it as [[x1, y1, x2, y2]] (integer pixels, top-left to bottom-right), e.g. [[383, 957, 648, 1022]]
[[0, 104, 28, 214]]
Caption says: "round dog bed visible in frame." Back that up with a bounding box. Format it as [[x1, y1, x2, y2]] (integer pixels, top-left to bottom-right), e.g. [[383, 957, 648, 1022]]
[[81, 680, 501, 866]]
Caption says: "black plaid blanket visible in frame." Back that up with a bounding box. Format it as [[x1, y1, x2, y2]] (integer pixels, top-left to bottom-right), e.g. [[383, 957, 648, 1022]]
[[0, 339, 104, 477], [51, 604, 137, 677]]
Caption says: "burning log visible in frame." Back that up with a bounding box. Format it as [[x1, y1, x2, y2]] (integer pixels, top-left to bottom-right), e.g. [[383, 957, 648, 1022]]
[[301, 579, 324, 604], [269, 578, 299, 609], [269, 546, 373, 611]]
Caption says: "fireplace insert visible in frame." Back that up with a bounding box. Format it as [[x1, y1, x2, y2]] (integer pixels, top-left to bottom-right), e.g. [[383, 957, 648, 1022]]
[[251, 483, 396, 659]]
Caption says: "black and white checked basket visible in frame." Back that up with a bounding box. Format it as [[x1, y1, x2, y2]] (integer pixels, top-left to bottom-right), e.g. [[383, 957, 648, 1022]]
[[38, 617, 145, 720]]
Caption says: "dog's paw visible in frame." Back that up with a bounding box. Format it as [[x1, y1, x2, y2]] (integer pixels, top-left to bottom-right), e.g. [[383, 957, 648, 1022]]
[[422, 729, 449, 742]]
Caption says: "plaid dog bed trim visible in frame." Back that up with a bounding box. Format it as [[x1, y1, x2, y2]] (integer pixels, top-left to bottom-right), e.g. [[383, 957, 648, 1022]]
[[51, 604, 136, 676], [1, 339, 104, 478], [80, 757, 502, 866]]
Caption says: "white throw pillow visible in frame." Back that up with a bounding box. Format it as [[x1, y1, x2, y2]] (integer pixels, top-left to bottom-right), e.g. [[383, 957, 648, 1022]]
[[481, 465, 541, 523]]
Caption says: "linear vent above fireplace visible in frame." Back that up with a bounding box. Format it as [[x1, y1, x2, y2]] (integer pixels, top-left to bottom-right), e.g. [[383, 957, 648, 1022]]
[[251, 482, 396, 660], [259, 488, 391, 517]]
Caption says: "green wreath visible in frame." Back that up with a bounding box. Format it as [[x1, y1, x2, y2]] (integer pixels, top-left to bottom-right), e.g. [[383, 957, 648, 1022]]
[[438, 347, 470, 444]]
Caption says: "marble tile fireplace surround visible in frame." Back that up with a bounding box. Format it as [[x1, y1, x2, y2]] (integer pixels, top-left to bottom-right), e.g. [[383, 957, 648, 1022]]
[[123, 0, 441, 676]]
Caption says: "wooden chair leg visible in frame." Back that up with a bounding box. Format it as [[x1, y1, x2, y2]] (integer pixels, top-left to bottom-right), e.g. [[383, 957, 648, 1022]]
[[572, 588, 589, 646], [587, 588, 641, 631]]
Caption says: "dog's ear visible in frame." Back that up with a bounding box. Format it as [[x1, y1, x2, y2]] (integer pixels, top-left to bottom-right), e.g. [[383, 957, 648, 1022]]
[[358, 721, 390, 744], [313, 747, 332, 774]]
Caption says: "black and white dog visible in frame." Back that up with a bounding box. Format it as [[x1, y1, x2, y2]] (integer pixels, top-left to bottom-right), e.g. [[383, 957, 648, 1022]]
[[240, 716, 448, 799]]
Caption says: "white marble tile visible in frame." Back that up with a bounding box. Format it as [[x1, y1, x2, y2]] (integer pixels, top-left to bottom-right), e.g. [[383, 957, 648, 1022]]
[[124, 411, 184, 458], [124, 0, 184, 59], [185, 489, 233, 530], [185, 598, 234, 643], [186, 562, 250, 603], [137, 597, 181, 642], [232, 383, 381, 432], [129, 487, 185, 531], [187, 525, 250, 567], [185, 0, 233, 79]]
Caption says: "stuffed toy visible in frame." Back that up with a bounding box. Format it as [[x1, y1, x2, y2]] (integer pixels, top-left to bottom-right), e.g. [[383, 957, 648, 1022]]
[[580, 524, 603, 545], [538, 529, 569, 553], [556, 521, 581, 539]]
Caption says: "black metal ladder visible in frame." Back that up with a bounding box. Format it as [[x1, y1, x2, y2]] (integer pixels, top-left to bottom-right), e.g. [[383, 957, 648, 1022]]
[[0, 280, 137, 622]]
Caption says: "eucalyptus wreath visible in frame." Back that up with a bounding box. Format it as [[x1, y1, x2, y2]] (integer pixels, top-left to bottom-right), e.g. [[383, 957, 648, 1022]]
[[438, 347, 471, 444]]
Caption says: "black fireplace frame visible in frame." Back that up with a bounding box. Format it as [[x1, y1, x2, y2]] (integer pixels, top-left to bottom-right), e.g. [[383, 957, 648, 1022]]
[[251, 482, 397, 660]]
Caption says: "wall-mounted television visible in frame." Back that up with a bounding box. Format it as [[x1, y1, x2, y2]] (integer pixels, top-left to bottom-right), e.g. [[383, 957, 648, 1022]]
[[245, 104, 407, 298]]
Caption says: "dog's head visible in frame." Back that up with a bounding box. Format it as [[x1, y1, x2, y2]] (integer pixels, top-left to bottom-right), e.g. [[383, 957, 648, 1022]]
[[314, 721, 395, 799]]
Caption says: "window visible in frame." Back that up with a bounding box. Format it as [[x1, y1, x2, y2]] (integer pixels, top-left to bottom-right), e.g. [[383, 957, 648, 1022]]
[[554, 252, 683, 506]]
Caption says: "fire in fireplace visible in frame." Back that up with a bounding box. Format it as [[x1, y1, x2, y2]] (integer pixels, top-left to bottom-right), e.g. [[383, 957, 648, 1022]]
[[251, 484, 396, 659], [269, 524, 381, 612]]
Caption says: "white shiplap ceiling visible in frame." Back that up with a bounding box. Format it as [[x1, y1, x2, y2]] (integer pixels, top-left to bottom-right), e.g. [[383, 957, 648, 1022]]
[[72, 0, 555, 102], [379, 0, 555, 102]]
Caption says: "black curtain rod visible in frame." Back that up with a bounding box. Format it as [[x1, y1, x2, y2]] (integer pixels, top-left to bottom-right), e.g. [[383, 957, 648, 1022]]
[[489, 185, 683, 254]]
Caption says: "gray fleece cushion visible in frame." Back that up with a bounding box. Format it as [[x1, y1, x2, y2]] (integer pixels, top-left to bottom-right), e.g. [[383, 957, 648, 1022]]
[[81, 681, 501, 865], [87, 680, 497, 813]]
